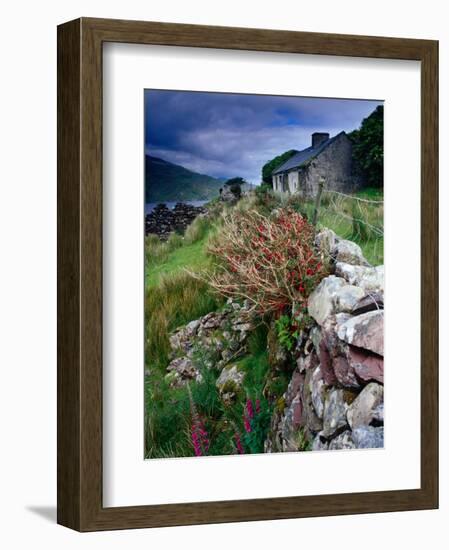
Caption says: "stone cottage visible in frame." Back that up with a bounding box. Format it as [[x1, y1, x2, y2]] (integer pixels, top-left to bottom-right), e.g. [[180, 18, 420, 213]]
[[272, 131, 354, 198]]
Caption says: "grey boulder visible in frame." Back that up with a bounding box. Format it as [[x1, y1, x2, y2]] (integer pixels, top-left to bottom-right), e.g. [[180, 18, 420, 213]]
[[337, 310, 384, 356], [352, 426, 384, 448], [347, 382, 384, 430]]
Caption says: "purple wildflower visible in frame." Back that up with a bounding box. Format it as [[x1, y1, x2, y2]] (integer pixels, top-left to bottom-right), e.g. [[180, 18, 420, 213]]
[[187, 384, 209, 456], [243, 415, 252, 433], [246, 399, 254, 420], [191, 414, 209, 456], [234, 432, 245, 454], [191, 427, 202, 456]]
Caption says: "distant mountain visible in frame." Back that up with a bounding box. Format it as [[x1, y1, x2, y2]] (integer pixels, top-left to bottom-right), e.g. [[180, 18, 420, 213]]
[[145, 155, 225, 203]]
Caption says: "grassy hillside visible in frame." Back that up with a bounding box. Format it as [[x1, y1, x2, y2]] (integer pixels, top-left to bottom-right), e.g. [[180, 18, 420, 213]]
[[145, 155, 224, 202], [145, 216, 223, 372]]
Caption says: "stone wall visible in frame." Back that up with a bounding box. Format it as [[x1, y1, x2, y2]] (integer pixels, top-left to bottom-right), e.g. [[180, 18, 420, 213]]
[[145, 202, 207, 239], [162, 299, 255, 405], [265, 228, 384, 452]]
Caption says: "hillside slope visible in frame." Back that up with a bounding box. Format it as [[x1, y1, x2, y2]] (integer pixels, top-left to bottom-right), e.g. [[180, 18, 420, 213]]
[[145, 155, 224, 202]]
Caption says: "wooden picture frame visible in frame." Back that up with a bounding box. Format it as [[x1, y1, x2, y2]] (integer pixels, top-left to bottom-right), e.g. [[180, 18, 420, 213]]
[[57, 17, 438, 531]]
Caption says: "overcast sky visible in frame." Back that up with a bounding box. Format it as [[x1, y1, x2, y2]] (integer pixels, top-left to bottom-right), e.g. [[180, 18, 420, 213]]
[[144, 90, 382, 185]]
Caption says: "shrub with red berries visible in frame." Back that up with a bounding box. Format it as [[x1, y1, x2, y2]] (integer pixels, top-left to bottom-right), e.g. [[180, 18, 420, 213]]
[[201, 208, 329, 316]]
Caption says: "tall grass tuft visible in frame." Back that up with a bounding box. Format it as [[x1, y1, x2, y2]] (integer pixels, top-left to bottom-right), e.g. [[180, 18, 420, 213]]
[[184, 215, 212, 245], [145, 270, 223, 372], [145, 234, 168, 266], [166, 231, 184, 251], [351, 200, 369, 242], [314, 187, 384, 265]]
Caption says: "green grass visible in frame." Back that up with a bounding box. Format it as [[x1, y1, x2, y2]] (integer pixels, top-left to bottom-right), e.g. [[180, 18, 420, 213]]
[[145, 215, 220, 287], [145, 214, 225, 374], [354, 186, 383, 201], [144, 323, 273, 459], [144, 189, 383, 459], [145, 360, 226, 459], [146, 237, 212, 287], [145, 271, 221, 373], [144, 217, 227, 458], [316, 204, 383, 265], [285, 187, 384, 265]]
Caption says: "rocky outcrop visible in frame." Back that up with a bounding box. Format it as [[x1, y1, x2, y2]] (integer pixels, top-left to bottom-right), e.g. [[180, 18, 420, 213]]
[[265, 229, 384, 452], [165, 299, 255, 388], [315, 228, 372, 267], [216, 364, 246, 405], [145, 202, 207, 239], [220, 183, 242, 204], [335, 262, 384, 293]]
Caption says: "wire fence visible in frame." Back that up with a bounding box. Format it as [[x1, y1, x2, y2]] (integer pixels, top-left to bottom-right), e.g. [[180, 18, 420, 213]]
[[314, 188, 384, 265], [322, 189, 384, 236], [323, 189, 384, 205]]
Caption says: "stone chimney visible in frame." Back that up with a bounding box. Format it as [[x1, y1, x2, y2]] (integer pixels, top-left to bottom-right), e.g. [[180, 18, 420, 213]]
[[312, 132, 330, 148]]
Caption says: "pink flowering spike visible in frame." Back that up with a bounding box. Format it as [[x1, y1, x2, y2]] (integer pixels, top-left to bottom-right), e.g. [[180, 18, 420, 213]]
[[190, 411, 209, 457], [246, 399, 254, 419], [234, 432, 245, 454], [191, 428, 202, 456], [244, 415, 251, 433]]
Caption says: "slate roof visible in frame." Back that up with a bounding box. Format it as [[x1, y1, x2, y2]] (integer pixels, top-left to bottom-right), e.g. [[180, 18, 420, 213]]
[[272, 131, 345, 175]]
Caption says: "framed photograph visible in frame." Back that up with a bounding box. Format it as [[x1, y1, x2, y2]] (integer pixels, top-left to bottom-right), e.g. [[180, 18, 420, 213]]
[[57, 17, 438, 531]]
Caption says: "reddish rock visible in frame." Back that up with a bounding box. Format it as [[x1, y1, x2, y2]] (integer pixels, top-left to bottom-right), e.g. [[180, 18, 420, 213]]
[[302, 368, 323, 433], [280, 395, 305, 451], [321, 324, 340, 355], [346, 345, 384, 384], [319, 340, 337, 385], [332, 355, 361, 389], [285, 369, 304, 406]]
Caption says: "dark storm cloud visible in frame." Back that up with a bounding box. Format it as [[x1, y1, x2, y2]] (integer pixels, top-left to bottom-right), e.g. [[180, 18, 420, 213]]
[[144, 89, 382, 184]]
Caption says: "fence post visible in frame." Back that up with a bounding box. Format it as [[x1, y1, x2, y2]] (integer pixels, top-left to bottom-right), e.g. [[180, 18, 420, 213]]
[[312, 177, 325, 227]]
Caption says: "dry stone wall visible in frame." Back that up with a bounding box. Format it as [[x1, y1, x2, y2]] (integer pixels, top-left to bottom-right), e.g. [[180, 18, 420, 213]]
[[265, 228, 384, 452], [164, 299, 255, 404], [145, 202, 207, 239]]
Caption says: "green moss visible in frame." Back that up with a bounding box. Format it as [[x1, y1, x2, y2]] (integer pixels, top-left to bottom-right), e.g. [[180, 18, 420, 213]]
[[263, 371, 291, 402], [276, 396, 286, 413], [220, 378, 239, 395], [295, 428, 312, 452], [164, 371, 178, 385]]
